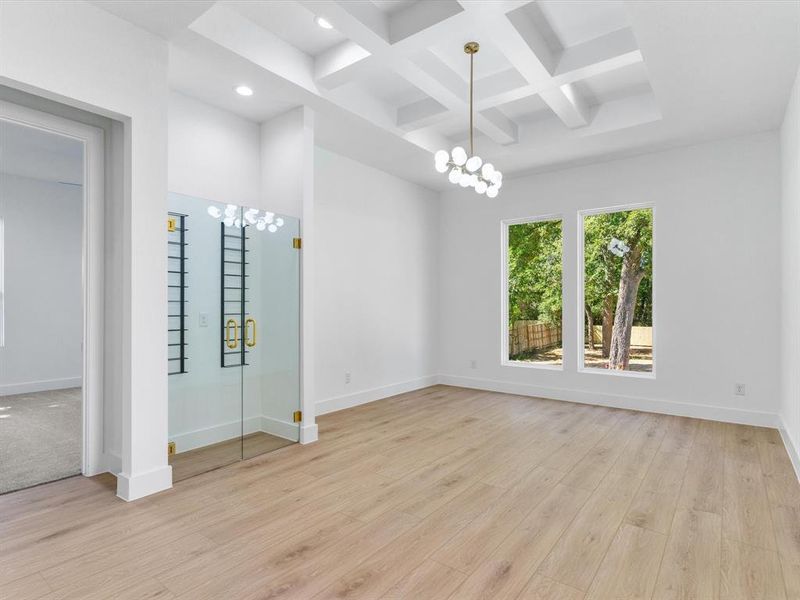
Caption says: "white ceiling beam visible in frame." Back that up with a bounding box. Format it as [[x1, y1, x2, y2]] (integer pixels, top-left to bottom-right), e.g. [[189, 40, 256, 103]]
[[458, 1, 591, 128], [475, 30, 643, 117], [401, 51, 518, 145], [397, 97, 449, 131], [555, 28, 642, 80], [314, 40, 372, 89], [389, 0, 463, 44], [309, 1, 474, 89], [190, 4, 316, 92]]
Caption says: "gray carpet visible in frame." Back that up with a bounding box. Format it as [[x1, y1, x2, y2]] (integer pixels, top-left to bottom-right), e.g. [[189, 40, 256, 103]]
[[0, 387, 81, 494]]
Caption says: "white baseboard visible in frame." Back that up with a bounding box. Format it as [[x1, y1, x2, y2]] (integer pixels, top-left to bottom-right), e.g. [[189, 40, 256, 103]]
[[438, 374, 780, 428], [0, 377, 82, 396], [300, 423, 319, 444], [316, 375, 439, 416], [116, 465, 172, 502], [260, 415, 298, 441], [172, 415, 299, 453], [778, 417, 800, 482]]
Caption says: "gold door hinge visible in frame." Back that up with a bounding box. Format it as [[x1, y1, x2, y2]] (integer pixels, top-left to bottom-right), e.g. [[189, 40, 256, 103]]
[[292, 237, 302, 250], [167, 217, 177, 232], [168, 441, 176, 456], [293, 410, 302, 423]]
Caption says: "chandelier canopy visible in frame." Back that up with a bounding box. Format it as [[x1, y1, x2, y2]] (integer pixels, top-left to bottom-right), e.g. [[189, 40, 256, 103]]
[[434, 41, 503, 197]]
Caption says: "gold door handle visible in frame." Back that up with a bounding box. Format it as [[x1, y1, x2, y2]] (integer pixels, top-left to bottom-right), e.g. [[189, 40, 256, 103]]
[[225, 319, 239, 349], [245, 317, 256, 348]]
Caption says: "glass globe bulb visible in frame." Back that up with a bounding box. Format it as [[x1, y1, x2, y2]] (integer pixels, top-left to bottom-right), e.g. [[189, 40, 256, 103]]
[[451, 146, 467, 166], [448, 167, 461, 184], [491, 171, 502, 185], [475, 180, 488, 194], [434, 150, 449, 165], [268, 224, 278, 233], [256, 221, 266, 231], [276, 217, 284, 227], [459, 172, 471, 187], [466, 155, 482, 172], [244, 212, 257, 224], [486, 186, 499, 199], [481, 163, 494, 179], [435, 161, 449, 174], [223, 217, 234, 227], [234, 218, 242, 228], [224, 204, 237, 217], [265, 214, 274, 224], [207, 206, 222, 218]]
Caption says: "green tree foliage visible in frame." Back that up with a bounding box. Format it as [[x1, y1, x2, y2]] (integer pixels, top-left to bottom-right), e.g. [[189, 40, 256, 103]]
[[584, 208, 652, 327], [507, 220, 562, 327]]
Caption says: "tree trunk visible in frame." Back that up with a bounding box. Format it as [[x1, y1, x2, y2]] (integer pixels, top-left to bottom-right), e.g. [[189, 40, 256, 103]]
[[601, 295, 614, 358], [585, 305, 596, 350], [608, 247, 646, 369]]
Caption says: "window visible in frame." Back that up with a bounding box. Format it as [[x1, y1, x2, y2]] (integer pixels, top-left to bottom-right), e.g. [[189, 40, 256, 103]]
[[504, 217, 563, 367], [580, 205, 654, 374]]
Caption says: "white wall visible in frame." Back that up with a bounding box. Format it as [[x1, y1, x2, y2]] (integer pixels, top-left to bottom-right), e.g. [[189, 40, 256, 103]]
[[439, 132, 782, 426], [0, 174, 83, 395], [314, 147, 439, 414], [0, 0, 171, 500], [780, 66, 800, 477], [168, 91, 260, 207]]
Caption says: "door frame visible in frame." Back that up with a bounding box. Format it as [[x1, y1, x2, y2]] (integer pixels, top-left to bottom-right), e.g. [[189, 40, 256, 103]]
[[0, 100, 105, 476]]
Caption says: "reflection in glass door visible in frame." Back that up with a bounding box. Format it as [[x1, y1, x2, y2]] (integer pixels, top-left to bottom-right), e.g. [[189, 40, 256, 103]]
[[167, 193, 300, 482]]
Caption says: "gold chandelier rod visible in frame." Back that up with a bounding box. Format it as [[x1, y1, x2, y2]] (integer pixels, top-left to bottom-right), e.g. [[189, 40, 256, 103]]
[[464, 41, 479, 157]]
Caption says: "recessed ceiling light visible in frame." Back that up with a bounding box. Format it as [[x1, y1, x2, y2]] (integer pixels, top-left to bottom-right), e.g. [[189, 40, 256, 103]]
[[235, 85, 254, 97], [314, 16, 333, 30]]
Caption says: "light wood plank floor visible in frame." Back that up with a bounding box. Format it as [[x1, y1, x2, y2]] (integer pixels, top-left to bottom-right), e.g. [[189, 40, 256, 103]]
[[169, 431, 295, 482], [1, 385, 798, 599]]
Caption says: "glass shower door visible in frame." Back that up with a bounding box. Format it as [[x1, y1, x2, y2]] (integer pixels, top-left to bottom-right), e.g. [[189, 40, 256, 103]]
[[168, 193, 243, 481], [167, 194, 301, 481], [242, 209, 301, 459]]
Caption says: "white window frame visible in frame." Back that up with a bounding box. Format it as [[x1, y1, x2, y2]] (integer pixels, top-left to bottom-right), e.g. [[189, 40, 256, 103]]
[[576, 202, 656, 379], [0, 100, 106, 474], [501, 214, 565, 371]]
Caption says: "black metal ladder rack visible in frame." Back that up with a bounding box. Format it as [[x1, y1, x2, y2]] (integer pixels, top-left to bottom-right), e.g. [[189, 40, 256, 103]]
[[168, 212, 189, 375], [220, 222, 250, 368]]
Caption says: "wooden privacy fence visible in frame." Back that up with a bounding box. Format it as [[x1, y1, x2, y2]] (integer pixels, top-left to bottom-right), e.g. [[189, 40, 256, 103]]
[[509, 320, 562, 355], [590, 325, 653, 347]]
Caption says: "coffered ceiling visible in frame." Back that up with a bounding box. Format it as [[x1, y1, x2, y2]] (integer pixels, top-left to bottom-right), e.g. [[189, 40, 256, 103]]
[[92, 0, 800, 190]]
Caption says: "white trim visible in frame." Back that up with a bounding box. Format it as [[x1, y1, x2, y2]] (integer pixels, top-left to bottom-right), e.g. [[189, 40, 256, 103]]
[[0, 377, 82, 396], [117, 465, 172, 502], [170, 415, 298, 454], [500, 213, 565, 371], [260, 415, 298, 441], [300, 423, 318, 444], [0, 100, 105, 477], [316, 375, 439, 415], [778, 417, 800, 483], [438, 375, 778, 428], [576, 202, 656, 378]]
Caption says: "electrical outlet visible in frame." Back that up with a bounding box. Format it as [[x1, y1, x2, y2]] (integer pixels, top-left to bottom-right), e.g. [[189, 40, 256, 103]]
[[345, 372, 351, 384], [470, 360, 477, 369], [734, 383, 746, 396], [199, 313, 209, 328]]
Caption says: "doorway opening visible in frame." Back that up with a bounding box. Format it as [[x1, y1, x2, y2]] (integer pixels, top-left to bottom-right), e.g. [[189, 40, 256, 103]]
[[0, 101, 104, 494]]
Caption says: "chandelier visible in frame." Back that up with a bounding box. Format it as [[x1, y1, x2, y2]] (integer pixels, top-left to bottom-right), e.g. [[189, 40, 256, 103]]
[[434, 41, 503, 197]]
